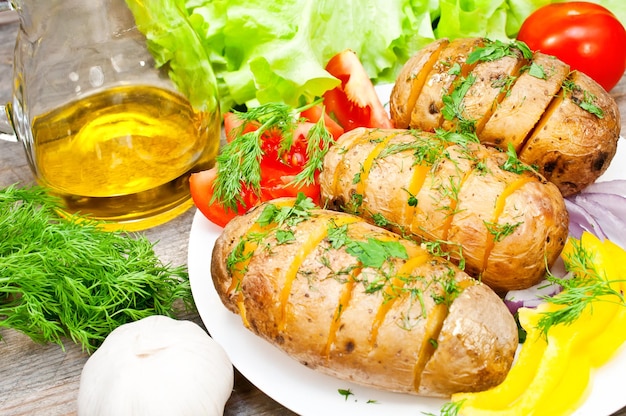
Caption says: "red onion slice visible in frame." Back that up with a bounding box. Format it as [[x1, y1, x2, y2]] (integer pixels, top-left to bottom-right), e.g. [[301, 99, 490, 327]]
[[504, 278, 563, 315], [564, 179, 626, 249], [564, 199, 608, 241], [503, 257, 568, 315], [581, 179, 626, 195]]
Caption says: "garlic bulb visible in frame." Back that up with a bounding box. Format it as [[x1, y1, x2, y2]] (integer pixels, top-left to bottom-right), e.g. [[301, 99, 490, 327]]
[[77, 315, 233, 416]]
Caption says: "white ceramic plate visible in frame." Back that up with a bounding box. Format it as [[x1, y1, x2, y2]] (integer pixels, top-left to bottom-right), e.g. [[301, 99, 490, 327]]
[[188, 214, 626, 416], [188, 85, 626, 416]]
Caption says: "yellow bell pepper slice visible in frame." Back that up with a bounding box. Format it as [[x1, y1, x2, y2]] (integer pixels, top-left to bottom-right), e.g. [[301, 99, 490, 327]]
[[451, 332, 546, 410], [454, 232, 626, 416], [534, 351, 591, 416]]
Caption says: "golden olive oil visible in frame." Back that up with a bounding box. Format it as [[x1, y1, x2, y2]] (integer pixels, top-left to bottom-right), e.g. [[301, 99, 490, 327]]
[[30, 85, 220, 230]]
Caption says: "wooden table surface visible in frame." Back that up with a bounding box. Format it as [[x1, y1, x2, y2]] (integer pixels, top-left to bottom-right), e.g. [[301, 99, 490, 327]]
[[1, 10, 625, 416]]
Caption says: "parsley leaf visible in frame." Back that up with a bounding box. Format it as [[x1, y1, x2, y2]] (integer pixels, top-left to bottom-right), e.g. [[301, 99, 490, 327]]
[[527, 62, 546, 79], [501, 143, 535, 174], [338, 388, 354, 401], [467, 39, 532, 64], [256, 192, 316, 228], [562, 79, 604, 118], [345, 238, 408, 268]]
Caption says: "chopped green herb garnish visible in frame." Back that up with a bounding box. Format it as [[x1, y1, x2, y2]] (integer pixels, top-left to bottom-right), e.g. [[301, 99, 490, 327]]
[[562, 79, 604, 118], [345, 238, 408, 269], [256, 192, 316, 228], [421, 240, 465, 270], [527, 62, 546, 79], [441, 74, 477, 133], [338, 388, 354, 401], [422, 399, 465, 416], [447, 62, 462, 75], [434, 128, 480, 147], [501, 143, 535, 174], [327, 221, 352, 249], [275, 229, 296, 244], [483, 220, 523, 243], [467, 39, 531, 64]]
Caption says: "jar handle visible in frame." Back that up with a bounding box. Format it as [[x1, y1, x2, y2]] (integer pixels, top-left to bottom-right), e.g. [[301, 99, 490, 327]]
[[0, 104, 17, 142]]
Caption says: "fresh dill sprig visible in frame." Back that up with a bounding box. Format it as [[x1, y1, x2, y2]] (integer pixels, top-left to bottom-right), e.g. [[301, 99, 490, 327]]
[[292, 110, 335, 186], [537, 237, 625, 336], [422, 399, 465, 416], [483, 220, 523, 243], [213, 100, 330, 212], [0, 184, 193, 353], [213, 105, 284, 211]]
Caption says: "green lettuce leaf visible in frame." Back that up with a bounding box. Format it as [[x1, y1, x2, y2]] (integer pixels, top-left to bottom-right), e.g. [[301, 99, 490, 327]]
[[124, 0, 220, 112], [125, 0, 626, 113], [127, 0, 438, 111]]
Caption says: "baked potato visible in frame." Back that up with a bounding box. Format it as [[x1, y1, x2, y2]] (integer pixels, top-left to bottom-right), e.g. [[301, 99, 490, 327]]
[[211, 196, 518, 397], [319, 128, 569, 293], [389, 37, 621, 197]]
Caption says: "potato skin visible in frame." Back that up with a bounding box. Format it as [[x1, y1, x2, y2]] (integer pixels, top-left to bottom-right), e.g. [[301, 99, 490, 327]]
[[389, 38, 621, 196], [409, 38, 485, 131], [419, 283, 518, 395], [519, 70, 620, 196], [480, 52, 570, 151], [319, 128, 569, 293], [390, 38, 449, 128], [211, 198, 518, 397]]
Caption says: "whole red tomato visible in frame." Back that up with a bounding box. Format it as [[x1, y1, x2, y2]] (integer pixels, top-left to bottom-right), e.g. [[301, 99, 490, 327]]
[[517, 2, 626, 91]]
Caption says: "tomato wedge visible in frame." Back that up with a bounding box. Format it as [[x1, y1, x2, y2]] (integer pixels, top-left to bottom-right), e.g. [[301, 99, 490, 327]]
[[189, 168, 256, 228], [223, 112, 259, 143], [258, 166, 321, 204], [193, 50, 390, 227], [192, 111, 331, 227], [300, 105, 345, 139], [323, 49, 394, 130]]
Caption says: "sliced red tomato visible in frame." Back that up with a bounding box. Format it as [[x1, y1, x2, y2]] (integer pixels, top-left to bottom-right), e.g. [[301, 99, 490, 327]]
[[196, 118, 326, 226], [224, 116, 320, 175], [323, 49, 394, 131], [223, 112, 259, 143], [189, 168, 256, 228], [300, 105, 345, 139], [258, 166, 321, 204], [517, 2, 626, 91], [197, 52, 390, 227]]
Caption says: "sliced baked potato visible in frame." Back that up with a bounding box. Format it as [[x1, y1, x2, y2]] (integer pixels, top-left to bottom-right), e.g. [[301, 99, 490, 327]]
[[389, 37, 621, 196], [320, 128, 569, 293], [211, 196, 518, 397]]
